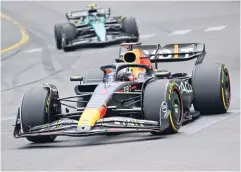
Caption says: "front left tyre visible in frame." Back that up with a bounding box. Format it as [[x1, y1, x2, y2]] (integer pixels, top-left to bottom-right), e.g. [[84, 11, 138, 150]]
[[21, 87, 57, 143], [54, 23, 63, 49]]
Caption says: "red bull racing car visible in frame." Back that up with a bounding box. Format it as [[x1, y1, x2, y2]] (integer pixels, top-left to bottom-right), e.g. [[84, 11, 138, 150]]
[[13, 42, 231, 143]]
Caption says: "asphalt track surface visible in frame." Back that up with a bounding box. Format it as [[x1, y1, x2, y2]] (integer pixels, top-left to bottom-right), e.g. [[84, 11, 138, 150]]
[[1, 1, 240, 171], [1, 19, 21, 50]]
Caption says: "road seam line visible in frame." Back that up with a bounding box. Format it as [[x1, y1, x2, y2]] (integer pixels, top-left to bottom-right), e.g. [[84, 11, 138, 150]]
[[23, 48, 42, 53]]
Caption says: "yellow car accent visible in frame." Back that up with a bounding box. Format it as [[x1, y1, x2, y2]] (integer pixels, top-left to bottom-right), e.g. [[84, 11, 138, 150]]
[[168, 82, 175, 100], [120, 16, 126, 21], [57, 119, 62, 128], [71, 21, 77, 24], [72, 76, 81, 79], [221, 88, 227, 110], [221, 66, 228, 110], [77, 108, 100, 126], [156, 71, 169, 75], [169, 111, 177, 131], [174, 44, 179, 59], [222, 70, 224, 83], [45, 96, 50, 113], [88, 3, 97, 9]]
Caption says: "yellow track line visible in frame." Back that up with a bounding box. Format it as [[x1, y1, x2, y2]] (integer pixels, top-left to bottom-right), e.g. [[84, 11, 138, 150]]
[[0, 12, 29, 54]]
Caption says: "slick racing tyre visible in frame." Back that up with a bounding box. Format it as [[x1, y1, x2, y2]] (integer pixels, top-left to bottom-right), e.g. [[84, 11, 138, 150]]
[[62, 23, 77, 52], [143, 80, 183, 135], [21, 87, 57, 143], [122, 17, 139, 42], [192, 63, 231, 114], [54, 23, 63, 49]]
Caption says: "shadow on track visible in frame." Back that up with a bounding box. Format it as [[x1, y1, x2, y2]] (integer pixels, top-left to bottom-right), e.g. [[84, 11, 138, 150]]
[[57, 43, 120, 53], [16, 134, 167, 150]]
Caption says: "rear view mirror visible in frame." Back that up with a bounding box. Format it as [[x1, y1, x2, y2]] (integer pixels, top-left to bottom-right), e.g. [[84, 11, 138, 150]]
[[154, 70, 171, 78], [115, 58, 124, 63], [70, 76, 83, 82], [106, 8, 111, 18]]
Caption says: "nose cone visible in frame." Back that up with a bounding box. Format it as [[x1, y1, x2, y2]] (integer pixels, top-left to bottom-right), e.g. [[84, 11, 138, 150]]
[[76, 82, 123, 132], [92, 22, 107, 41], [77, 107, 107, 127], [77, 107, 107, 132]]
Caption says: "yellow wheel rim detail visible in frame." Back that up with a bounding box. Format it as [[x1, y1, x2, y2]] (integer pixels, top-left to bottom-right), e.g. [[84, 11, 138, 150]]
[[169, 111, 177, 131]]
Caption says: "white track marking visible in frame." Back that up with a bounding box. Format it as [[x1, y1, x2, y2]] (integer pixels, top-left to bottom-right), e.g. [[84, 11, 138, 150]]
[[168, 29, 192, 36], [47, 45, 53, 49], [1, 116, 17, 121], [204, 25, 227, 32], [228, 109, 241, 113], [181, 112, 239, 134], [140, 33, 156, 39], [23, 48, 42, 53]]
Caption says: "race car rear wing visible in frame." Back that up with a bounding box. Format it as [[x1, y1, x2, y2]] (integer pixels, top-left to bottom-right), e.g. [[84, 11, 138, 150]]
[[66, 10, 88, 20], [66, 8, 111, 20], [118, 42, 206, 68]]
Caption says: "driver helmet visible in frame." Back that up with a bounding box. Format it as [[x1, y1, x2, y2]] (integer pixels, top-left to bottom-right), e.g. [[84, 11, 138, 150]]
[[117, 68, 136, 81], [88, 4, 97, 14]]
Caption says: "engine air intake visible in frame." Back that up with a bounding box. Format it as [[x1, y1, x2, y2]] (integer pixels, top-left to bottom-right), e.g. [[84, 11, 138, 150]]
[[123, 52, 137, 63]]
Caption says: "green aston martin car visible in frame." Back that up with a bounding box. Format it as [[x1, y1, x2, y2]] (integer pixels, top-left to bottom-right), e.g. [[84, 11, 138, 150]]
[[54, 4, 139, 51]]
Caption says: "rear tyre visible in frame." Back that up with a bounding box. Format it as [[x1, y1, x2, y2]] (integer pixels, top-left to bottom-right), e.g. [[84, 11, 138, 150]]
[[54, 23, 63, 49], [143, 80, 183, 135], [62, 23, 77, 52], [21, 87, 57, 143], [192, 63, 231, 114], [122, 17, 139, 42]]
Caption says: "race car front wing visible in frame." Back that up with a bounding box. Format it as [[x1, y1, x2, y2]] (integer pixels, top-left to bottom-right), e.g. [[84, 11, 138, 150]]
[[65, 35, 138, 48], [13, 110, 161, 138]]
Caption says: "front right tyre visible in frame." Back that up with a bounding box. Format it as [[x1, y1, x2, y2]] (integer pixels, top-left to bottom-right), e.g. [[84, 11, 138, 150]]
[[61, 23, 77, 52], [143, 80, 183, 135], [122, 17, 139, 42]]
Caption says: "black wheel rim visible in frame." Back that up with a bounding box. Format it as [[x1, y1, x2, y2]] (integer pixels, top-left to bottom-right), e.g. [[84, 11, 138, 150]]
[[171, 91, 182, 123], [169, 89, 182, 130]]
